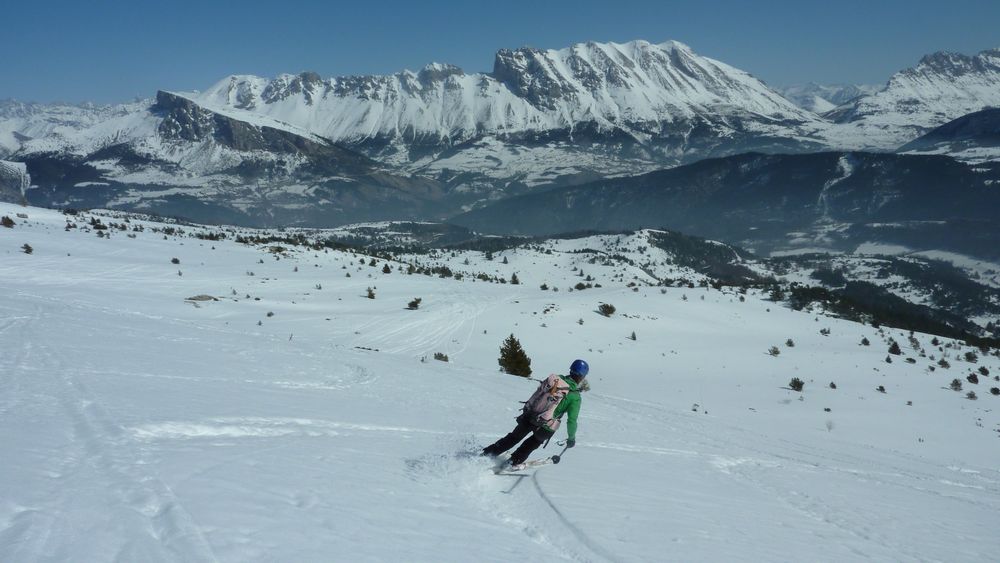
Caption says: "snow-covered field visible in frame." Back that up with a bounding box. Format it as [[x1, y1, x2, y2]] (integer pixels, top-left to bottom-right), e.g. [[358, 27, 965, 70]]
[[2, 205, 999, 562]]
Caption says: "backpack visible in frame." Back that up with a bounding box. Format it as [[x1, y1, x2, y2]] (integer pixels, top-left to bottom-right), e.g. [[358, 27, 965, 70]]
[[522, 374, 571, 431]]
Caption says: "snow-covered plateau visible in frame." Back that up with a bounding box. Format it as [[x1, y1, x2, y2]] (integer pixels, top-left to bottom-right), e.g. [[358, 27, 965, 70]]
[[2, 204, 999, 561]]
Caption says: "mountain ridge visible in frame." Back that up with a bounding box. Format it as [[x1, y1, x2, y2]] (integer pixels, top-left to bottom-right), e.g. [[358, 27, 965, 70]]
[[3, 39, 1000, 229]]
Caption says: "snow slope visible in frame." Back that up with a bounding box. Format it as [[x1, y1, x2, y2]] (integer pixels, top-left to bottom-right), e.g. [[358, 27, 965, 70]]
[[2, 205, 999, 561]]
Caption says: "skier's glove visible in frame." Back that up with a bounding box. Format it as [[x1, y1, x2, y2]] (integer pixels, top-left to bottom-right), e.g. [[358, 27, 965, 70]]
[[566, 439, 576, 448]]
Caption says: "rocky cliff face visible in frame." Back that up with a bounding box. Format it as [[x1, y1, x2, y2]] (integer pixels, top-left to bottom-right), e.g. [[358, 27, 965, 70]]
[[153, 91, 375, 176], [0, 160, 29, 203]]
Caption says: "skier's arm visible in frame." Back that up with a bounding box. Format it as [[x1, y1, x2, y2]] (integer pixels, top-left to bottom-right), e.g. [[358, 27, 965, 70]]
[[564, 394, 581, 441]]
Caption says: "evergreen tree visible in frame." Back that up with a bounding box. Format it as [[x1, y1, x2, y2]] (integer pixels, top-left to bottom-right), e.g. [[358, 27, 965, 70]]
[[498, 334, 532, 377]]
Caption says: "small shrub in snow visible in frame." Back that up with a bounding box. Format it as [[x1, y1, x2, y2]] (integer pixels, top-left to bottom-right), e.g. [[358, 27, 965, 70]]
[[967, 373, 979, 385], [888, 341, 902, 355], [540, 283, 549, 290], [498, 334, 532, 377], [876, 385, 886, 393], [990, 387, 1000, 396], [785, 339, 795, 347], [21, 243, 33, 254], [407, 298, 422, 310], [266, 311, 274, 317], [768, 346, 781, 357], [789, 377, 804, 392], [820, 328, 831, 336], [0, 216, 14, 228], [950, 378, 963, 391], [964, 351, 978, 363], [829, 382, 837, 389], [885, 355, 892, 364], [861, 337, 870, 346], [938, 358, 951, 369], [978, 366, 989, 376], [382, 263, 391, 274], [598, 303, 616, 317], [171, 257, 180, 264], [629, 331, 637, 341], [433, 352, 449, 362], [966, 391, 977, 400]]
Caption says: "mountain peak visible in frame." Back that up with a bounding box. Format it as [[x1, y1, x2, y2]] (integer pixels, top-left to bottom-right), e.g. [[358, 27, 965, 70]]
[[916, 51, 977, 75], [912, 47, 1000, 77], [417, 62, 465, 83], [656, 39, 693, 52]]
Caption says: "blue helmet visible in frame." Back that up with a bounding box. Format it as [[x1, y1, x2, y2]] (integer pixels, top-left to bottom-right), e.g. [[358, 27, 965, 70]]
[[569, 359, 589, 378]]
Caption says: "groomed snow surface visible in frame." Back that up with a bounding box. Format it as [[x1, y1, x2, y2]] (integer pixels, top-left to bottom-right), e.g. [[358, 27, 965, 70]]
[[2, 205, 999, 562]]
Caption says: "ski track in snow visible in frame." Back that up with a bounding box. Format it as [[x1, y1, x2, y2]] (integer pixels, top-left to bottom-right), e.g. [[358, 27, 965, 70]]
[[339, 285, 505, 358], [589, 389, 999, 559], [532, 471, 620, 563], [130, 417, 450, 441], [1, 305, 218, 562]]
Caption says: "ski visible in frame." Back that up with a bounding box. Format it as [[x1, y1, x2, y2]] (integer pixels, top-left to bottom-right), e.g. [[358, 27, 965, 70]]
[[493, 454, 561, 474]]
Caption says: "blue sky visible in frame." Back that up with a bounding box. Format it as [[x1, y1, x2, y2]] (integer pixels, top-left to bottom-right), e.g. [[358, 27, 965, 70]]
[[3, 0, 999, 104]]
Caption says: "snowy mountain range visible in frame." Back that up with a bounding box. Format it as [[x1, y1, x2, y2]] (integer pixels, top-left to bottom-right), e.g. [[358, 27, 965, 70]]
[[2, 40, 1000, 228], [776, 83, 879, 114], [192, 40, 823, 166], [827, 48, 1000, 147]]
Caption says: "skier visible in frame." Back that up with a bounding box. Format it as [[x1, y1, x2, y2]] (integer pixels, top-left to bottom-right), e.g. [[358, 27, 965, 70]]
[[481, 359, 588, 469]]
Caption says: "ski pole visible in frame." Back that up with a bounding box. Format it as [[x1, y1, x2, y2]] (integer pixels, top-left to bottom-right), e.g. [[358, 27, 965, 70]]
[[551, 443, 570, 464]]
